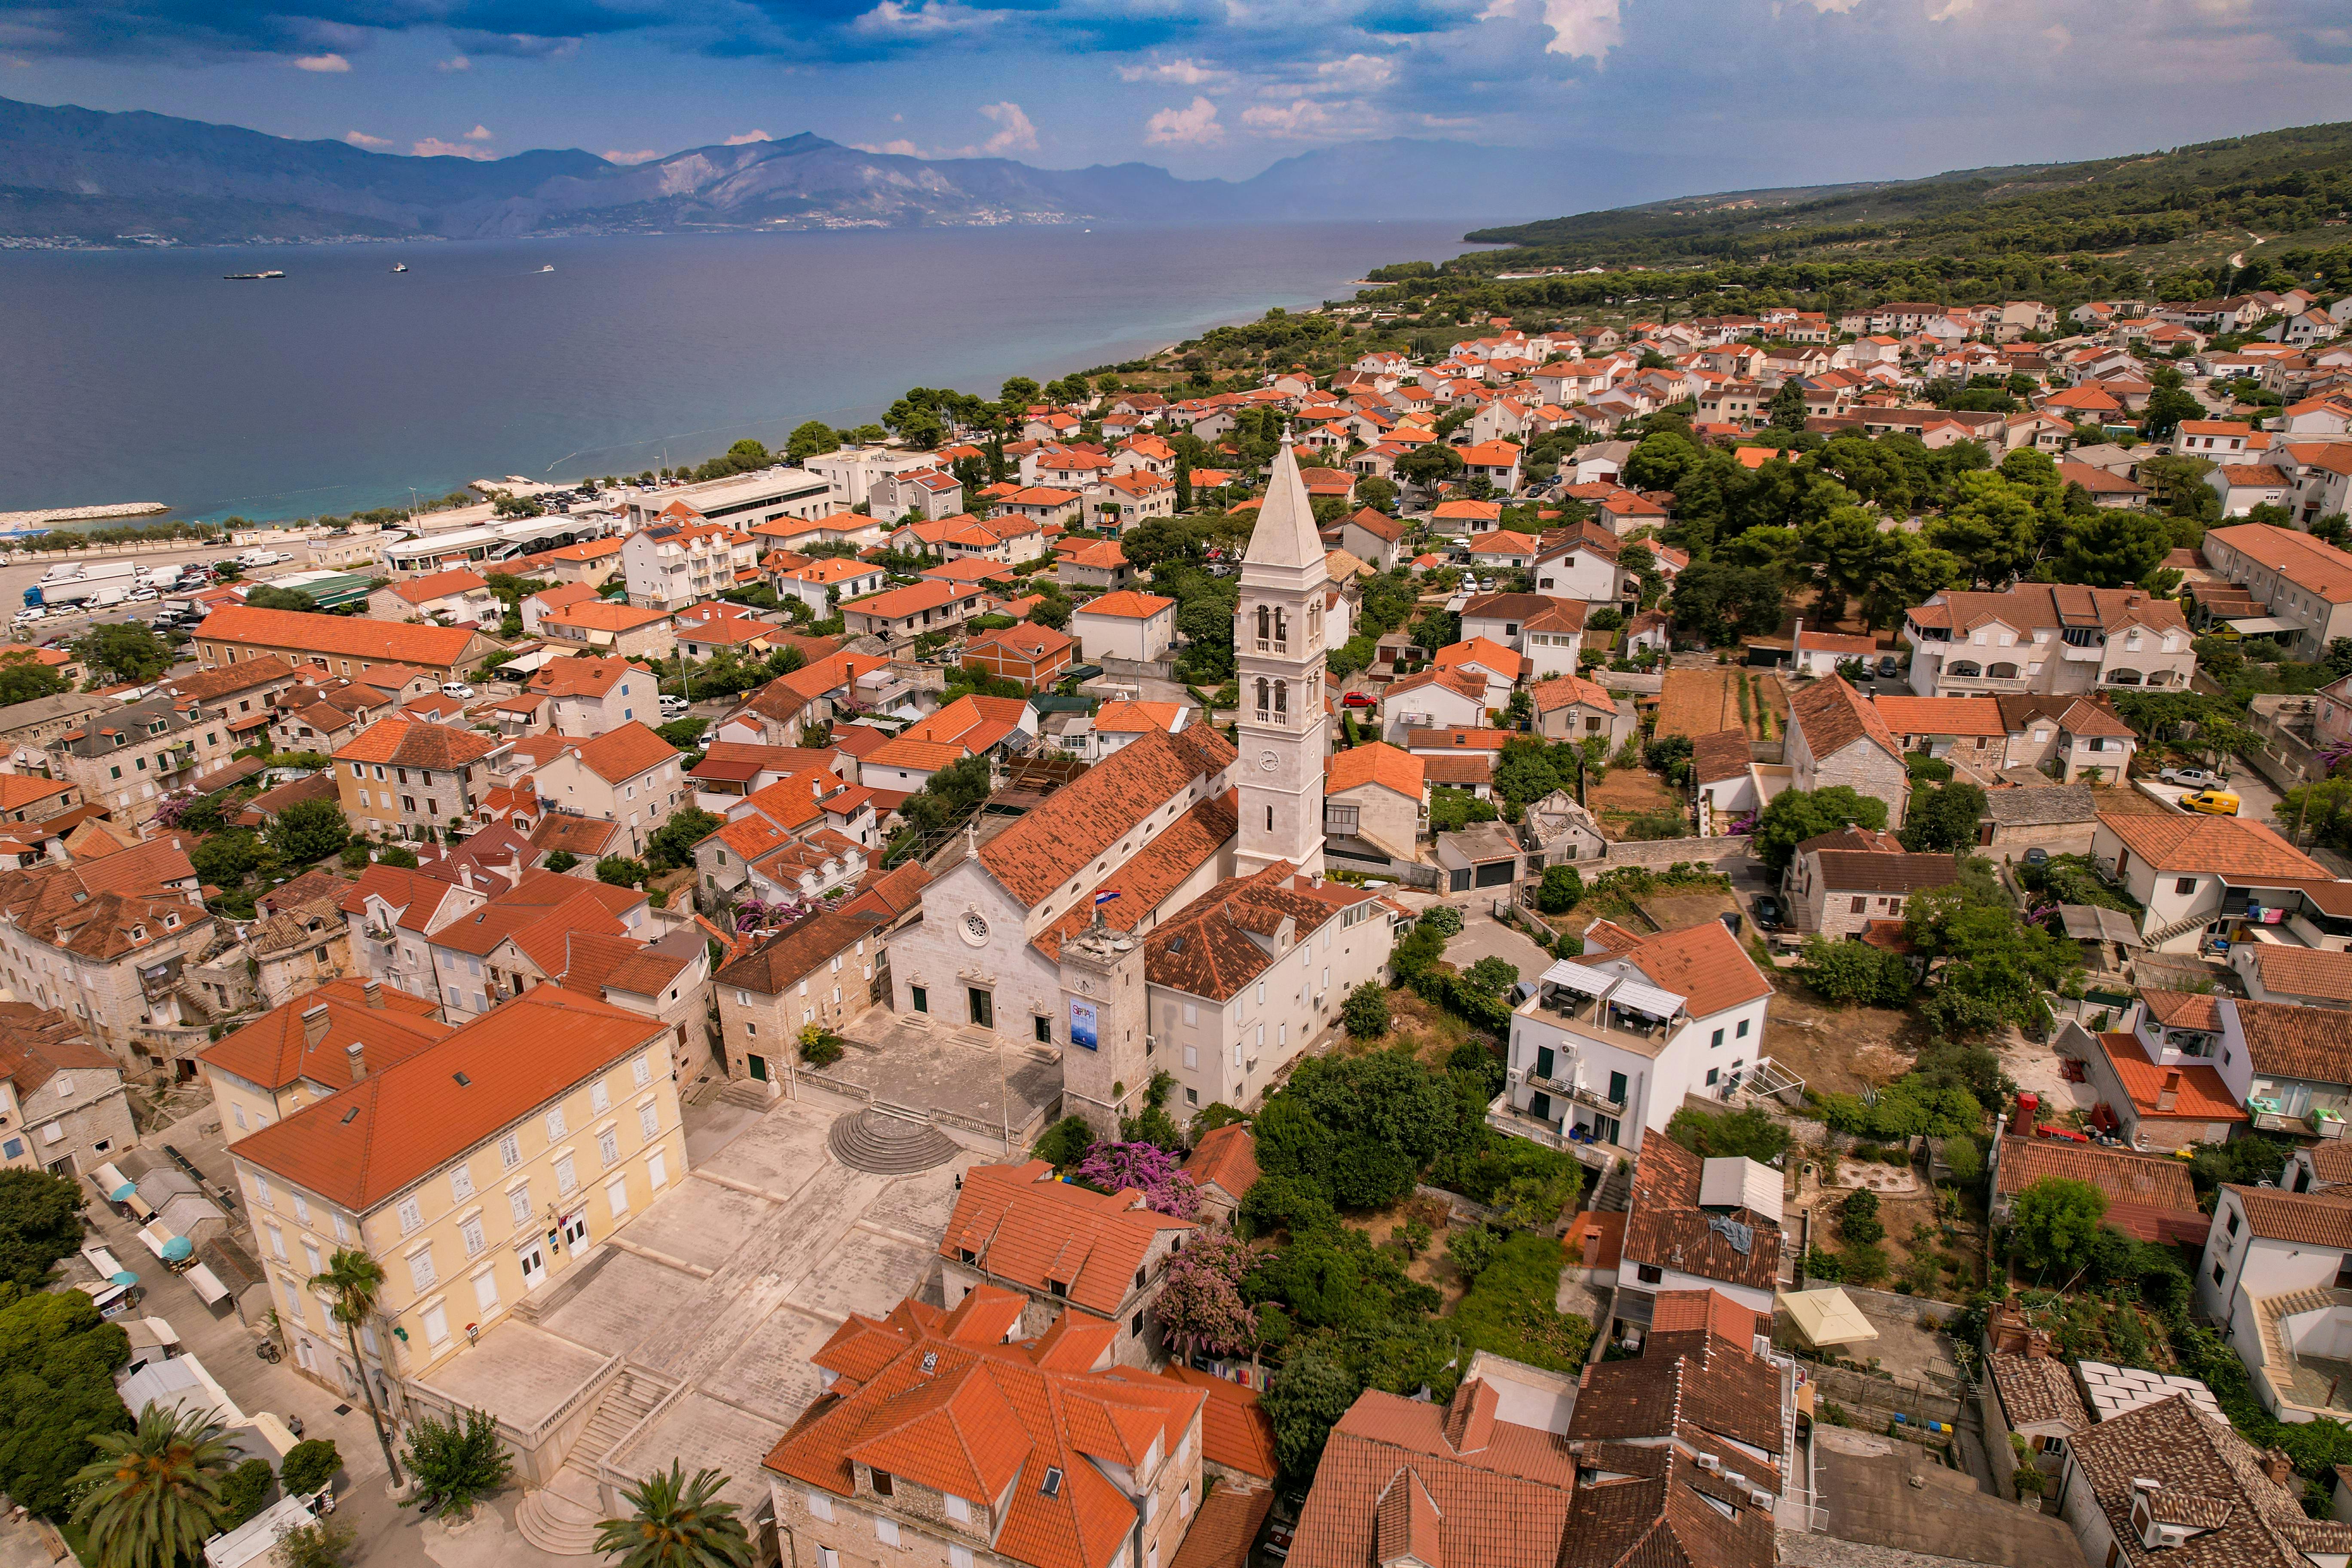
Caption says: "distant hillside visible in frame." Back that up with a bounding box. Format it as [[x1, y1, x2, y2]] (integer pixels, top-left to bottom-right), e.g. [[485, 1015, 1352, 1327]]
[[1454, 122, 2352, 278], [0, 97, 1740, 245]]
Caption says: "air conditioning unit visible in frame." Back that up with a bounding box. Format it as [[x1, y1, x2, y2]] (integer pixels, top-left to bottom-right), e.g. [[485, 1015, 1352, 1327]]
[[1695, 1455, 1720, 1474], [1750, 1490, 1774, 1510], [1722, 1472, 1747, 1491], [1507, 1069, 1522, 1084]]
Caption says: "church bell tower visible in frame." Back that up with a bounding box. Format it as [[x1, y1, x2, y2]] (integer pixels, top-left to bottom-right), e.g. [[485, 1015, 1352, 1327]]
[[1233, 432, 1330, 878]]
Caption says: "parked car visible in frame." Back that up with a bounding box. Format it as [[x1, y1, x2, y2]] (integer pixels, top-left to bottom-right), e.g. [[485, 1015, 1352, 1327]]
[[1876, 655, 1900, 679], [440, 681, 475, 701], [2181, 789, 2241, 817], [659, 695, 691, 719], [2023, 847, 2049, 866], [1340, 691, 1377, 710], [127, 587, 159, 602], [2160, 766, 2222, 788], [1750, 893, 1785, 930]]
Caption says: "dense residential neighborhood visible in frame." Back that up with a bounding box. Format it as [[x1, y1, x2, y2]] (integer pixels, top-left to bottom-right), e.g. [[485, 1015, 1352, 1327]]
[[9, 275, 2352, 1568]]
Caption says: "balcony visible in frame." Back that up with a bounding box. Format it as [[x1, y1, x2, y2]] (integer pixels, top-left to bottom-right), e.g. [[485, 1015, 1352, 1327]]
[[1929, 671, 2033, 695], [1522, 975, 1683, 1057], [1528, 1071, 1626, 1116]]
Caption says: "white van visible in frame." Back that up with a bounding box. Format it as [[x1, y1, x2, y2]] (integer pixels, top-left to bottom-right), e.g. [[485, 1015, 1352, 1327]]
[[235, 549, 287, 569]]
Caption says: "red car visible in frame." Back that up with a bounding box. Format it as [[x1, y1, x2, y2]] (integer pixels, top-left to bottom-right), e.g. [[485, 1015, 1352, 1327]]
[[1340, 691, 1378, 710]]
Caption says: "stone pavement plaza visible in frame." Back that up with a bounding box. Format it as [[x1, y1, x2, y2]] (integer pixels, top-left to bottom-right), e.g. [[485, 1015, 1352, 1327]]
[[415, 1087, 987, 1517]]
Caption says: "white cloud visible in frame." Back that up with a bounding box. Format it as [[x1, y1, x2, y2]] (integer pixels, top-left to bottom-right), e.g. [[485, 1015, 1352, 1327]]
[[852, 0, 997, 37], [723, 129, 775, 145], [973, 101, 1038, 156], [1311, 54, 1393, 91], [463, 124, 493, 141], [292, 52, 349, 72], [854, 138, 926, 155], [604, 148, 663, 164], [1145, 96, 1224, 146], [343, 129, 393, 148], [436, 54, 469, 70], [1479, 0, 1620, 61], [1118, 57, 1229, 85], [1799, 0, 1863, 12], [413, 137, 495, 160], [1241, 98, 1335, 135], [2043, 21, 2071, 48], [1926, 0, 1975, 18]]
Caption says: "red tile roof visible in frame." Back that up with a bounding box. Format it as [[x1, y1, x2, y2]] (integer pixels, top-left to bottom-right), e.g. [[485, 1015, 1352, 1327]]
[[2097, 811, 2327, 880], [563, 721, 679, 784], [1182, 1124, 1260, 1204], [333, 716, 505, 769], [194, 605, 486, 668], [767, 1286, 1200, 1568], [1325, 743, 1424, 800], [2092, 1030, 2246, 1123], [940, 1160, 1194, 1317], [977, 726, 1235, 906], [199, 979, 449, 1094], [228, 987, 670, 1212]]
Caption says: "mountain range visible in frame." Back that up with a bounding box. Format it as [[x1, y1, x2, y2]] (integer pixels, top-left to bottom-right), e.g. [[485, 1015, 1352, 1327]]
[[0, 95, 1751, 246]]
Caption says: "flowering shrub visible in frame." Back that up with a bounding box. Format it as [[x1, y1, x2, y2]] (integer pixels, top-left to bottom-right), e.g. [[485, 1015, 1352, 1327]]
[[1154, 1231, 1257, 1359], [1075, 1140, 1200, 1220]]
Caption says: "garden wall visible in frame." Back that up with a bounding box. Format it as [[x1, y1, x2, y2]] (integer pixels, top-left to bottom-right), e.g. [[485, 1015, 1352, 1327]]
[[1599, 834, 1753, 870]]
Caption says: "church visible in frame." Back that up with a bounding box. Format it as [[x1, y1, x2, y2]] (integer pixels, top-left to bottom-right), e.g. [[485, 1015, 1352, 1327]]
[[884, 435, 1404, 1131]]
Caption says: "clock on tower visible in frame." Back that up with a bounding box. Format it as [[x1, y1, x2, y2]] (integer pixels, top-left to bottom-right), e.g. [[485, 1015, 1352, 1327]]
[[1233, 432, 1329, 878]]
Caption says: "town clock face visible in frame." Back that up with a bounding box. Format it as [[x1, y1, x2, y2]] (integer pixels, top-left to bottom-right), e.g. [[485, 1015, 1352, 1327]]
[[1259, 751, 1279, 771]]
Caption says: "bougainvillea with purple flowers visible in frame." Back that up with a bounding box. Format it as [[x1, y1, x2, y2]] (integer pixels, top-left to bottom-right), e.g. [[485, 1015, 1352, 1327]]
[[1153, 1230, 1257, 1359], [1075, 1140, 1200, 1219]]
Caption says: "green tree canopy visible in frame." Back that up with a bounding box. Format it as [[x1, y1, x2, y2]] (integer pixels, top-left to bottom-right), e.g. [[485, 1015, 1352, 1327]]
[[70, 1403, 232, 1568], [786, 421, 840, 462], [0, 1169, 86, 1289], [0, 1289, 131, 1517], [646, 807, 722, 872], [1752, 785, 1890, 873], [2009, 1176, 2109, 1275], [71, 625, 175, 686], [595, 1463, 753, 1568], [243, 585, 320, 613], [0, 655, 69, 706], [264, 798, 350, 865]]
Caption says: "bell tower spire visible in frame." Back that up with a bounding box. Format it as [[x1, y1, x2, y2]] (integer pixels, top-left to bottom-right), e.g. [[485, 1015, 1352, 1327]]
[[1233, 429, 1329, 878]]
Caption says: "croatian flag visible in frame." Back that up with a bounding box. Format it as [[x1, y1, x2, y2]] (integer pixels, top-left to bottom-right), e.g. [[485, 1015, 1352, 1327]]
[[1095, 889, 1122, 907]]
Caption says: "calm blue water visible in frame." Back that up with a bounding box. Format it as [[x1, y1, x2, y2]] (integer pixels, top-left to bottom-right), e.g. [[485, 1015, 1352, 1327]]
[[0, 222, 1482, 524]]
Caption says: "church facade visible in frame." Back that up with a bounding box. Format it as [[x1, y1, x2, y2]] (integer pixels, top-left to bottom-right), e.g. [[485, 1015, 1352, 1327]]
[[883, 438, 1399, 1130]]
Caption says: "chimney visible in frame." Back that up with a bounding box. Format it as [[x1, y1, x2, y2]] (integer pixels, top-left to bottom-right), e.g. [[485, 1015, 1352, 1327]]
[[300, 1004, 330, 1049], [2261, 1449, 2295, 1488], [362, 980, 383, 1010], [346, 1041, 367, 1084], [2157, 1069, 2180, 1112]]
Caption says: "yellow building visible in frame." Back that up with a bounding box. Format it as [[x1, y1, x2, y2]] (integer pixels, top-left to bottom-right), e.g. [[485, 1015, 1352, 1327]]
[[223, 986, 688, 1403]]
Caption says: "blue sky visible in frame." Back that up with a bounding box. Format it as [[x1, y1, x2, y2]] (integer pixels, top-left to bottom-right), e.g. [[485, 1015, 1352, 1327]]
[[4, 0, 2352, 188]]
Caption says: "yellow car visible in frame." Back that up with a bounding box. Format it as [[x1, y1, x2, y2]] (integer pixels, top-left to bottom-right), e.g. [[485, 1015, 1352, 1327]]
[[2181, 789, 2240, 816]]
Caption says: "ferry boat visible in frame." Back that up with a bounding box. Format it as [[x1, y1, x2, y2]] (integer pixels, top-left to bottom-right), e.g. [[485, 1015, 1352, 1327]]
[[539, 264, 555, 273], [392, 263, 409, 273], [224, 270, 285, 280]]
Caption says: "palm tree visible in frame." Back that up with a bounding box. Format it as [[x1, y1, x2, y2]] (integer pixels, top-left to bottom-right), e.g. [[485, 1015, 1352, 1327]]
[[70, 1402, 233, 1568], [594, 1464, 753, 1568], [309, 1248, 404, 1488]]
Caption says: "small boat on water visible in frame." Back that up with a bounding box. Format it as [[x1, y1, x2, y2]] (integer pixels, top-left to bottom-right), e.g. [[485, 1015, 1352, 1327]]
[[392, 263, 409, 273], [224, 271, 285, 281], [539, 264, 555, 273]]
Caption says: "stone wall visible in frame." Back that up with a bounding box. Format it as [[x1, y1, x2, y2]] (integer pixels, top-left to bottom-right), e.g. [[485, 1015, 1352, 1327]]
[[1599, 834, 1754, 870]]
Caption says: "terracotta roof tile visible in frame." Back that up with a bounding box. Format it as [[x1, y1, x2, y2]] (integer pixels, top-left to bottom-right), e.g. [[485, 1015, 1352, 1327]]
[[2066, 1393, 2352, 1567], [2243, 944, 2352, 1004], [333, 717, 505, 769], [1620, 1136, 1782, 1292], [228, 986, 671, 1212], [2233, 995, 2352, 1083], [2097, 812, 2327, 880], [1033, 792, 1237, 962], [193, 605, 487, 668], [1873, 695, 2008, 738], [1181, 1125, 1260, 1205], [977, 726, 1235, 906], [940, 1161, 1194, 1317], [1072, 591, 1174, 621], [566, 721, 678, 784], [2092, 1030, 2246, 1122], [1789, 675, 1902, 766], [1325, 743, 1424, 799]]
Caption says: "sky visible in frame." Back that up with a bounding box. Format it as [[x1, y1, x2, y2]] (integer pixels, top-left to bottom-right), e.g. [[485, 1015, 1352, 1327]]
[[3, 0, 2352, 192]]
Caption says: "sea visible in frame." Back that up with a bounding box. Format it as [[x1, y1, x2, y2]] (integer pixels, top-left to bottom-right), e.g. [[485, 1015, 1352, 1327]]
[[0, 220, 1489, 526]]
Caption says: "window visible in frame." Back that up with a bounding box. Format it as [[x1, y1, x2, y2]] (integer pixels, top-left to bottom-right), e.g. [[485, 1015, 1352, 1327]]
[[1710, 1028, 1724, 1048], [546, 1108, 567, 1139], [2226, 1208, 2241, 1239], [509, 1183, 532, 1229], [252, 1175, 275, 1209], [951, 1549, 974, 1568], [1706, 1068, 1719, 1086], [632, 1053, 653, 1087], [410, 1243, 436, 1291], [591, 1082, 610, 1114], [397, 1197, 423, 1234], [2213, 1259, 2227, 1286], [2175, 877, 2197, 896], [597, 1128, 619, 1166], [422, 1302, 449, 1348], [460, 1217, 485, 1256], [499, 1133, 521, 1170], [450, 1165, 475, 1202], [818, 1552, 839, 1568], [871, 1471, 895, 1498], [554, 1155, 577, 1194], [944, 1495, 970, 1523], [1736, 1019, 1749, 1039], [640, 1102, 660, 1140], [808, 1493, 834, 1523], [1637, 1263, 1664, 1284]]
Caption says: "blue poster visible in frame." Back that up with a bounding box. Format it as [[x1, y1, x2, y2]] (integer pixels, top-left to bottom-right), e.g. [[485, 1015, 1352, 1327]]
[[1069, 1000, 1098, 1051]]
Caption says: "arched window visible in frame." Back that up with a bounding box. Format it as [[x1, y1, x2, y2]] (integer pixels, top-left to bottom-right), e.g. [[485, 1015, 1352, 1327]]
[[2106, 668, 2144, 686], [1274, 680, 1289, 716], [1254, 677, 1270, 713], [1255, 606, 1271, 645], [1273, 608, 1289, 649], [1987, 662, 2019, 680], [1949, 661, 1982, 678]]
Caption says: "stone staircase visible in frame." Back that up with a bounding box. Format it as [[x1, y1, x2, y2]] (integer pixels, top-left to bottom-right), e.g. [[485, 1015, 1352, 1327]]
[[719, 1077, 776, 1112], [827, 1104, 962, 1174], [513, 1467, 604, 1556], [2142, 908, 2210, 949], [1589, 1159, 1632, 1214], [571, 1367, 670, 1467], [511, 1368, 673, 1556]]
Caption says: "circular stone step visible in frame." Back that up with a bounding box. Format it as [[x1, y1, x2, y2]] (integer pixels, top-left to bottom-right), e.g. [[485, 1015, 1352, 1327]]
[[827, 1108, 962, 1174]]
